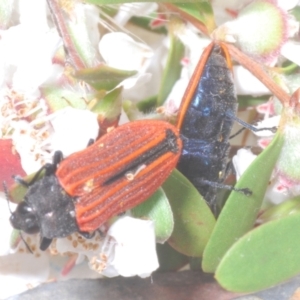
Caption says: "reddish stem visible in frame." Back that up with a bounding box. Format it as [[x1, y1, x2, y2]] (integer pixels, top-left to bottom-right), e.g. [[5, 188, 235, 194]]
[[226, 43, 290, 106], [47, 0, 86, 70], [163, 4, 209, 36]]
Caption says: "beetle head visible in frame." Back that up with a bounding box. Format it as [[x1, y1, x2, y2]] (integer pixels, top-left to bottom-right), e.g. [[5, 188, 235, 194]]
[[10, 202, 40, 234]]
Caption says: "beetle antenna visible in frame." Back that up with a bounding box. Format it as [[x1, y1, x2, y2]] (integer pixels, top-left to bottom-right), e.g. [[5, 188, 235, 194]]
[[2, 182, 33, 254], [19, 232, 34, 254]]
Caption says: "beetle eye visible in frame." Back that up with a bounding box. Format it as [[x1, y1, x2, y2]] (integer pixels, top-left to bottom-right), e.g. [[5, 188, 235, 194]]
[[10, 202, 40, 234]]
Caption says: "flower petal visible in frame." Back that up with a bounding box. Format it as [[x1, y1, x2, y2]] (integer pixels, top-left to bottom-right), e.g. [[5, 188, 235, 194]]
[[92, 216, 159, 278], [232, 149, 257, 180], [49, 107, 99, 157], [99, 32, 153, 72]]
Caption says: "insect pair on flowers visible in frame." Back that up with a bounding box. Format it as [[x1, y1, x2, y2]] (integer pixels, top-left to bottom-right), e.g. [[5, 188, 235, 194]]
[[7, 42, 276, 251]]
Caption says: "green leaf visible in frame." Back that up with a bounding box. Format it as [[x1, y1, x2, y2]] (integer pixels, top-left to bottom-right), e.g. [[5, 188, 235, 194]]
[[156, 33, 184, 106], [136, 95, 157, 113], [90, 86, 122, 122], [41, 86, 89, 112], [174, 2, 215, 33], [291, 5, 300, 22], [132, 188, 174, 243], [202, 133, 284, 273], [216, 212, 300, 293], [130, 16, 167, 35], [189, 257, 202, 271], [74, 65, 137, 91], [237, 95, 269, 109], [258, 196, 300, 223], [10, 229, 21, 249], [9, 171, 46, 204], [162, 169, 216, 257], [156, 243, 188, 272]]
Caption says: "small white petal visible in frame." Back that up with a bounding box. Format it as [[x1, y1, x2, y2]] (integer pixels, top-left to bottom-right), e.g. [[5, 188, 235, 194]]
[[49, 107, 99, 157], [100, 216, 159, 278], [252, 115, 280, 137], [99, 32, 153, 71], [277, 0, 299, 11], [164, 76, 189, 114], [12, 29, 62, 95], [55, 232, 102, 259], [121, 73, 152, 90], [114, 3, 158, 26], [281, 41, 300, 66], [233, 65, 270, 95], [232, 149, 257, 180], [12, 120, 51, 174], [19, 0, 48, 30], [264, 180, 291, 204]]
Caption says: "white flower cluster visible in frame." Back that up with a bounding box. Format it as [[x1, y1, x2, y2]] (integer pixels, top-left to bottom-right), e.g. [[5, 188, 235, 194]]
[[1, 0, 300, 298]]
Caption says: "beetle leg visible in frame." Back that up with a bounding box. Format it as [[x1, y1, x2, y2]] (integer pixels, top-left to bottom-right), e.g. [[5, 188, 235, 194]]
[[196, 178, 252, 196], [40, 237, 53, 251], [12, 151, 64, 187], [226, 110, 277, 135], [229, 127, 246, 139], [51, 150, 63, 171]]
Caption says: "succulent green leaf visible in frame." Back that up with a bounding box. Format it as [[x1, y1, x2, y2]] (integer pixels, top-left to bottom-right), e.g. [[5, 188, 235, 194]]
[[136, 95, 157, 113], [132, 188, 174, 243], [291, 5, 300, 22], [74, 65, 137, 91], [156, 243, 188, 272], [162, 169, 216, 257], [10, 229, 21, 249], [237, 95, 269, 109], [156, 33, 184, 106], [258, 196, 300, 223], [216, 212, 300, 293], [9, 171, 46, 204], [90, 86, 122, 122], [174, 2, 215, 33], [130, 16, 167, 35], [202, 132, 284, 272], [41, 86, 88, 112]]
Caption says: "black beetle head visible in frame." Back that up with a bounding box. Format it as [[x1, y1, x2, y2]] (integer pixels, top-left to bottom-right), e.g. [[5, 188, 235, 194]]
[[10, 202, 40, 234]]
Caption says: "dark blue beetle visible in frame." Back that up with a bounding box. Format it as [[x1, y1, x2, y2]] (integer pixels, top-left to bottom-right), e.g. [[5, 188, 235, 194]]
[[176, 43, 251, 210]]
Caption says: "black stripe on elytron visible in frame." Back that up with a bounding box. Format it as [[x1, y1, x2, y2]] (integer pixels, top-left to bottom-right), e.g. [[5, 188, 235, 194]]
[[103, 129, 180, 186]]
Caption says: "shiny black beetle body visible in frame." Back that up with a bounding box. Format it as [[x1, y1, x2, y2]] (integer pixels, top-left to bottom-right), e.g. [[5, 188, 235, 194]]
[[177, 43, 239, 208]]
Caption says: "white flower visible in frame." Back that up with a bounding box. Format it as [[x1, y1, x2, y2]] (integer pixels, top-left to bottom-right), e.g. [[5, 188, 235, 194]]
[[233, 65, 270, 95], [49, 107, 99, 157], [232, 149, 257, 180], [251, 115, 281, 137], [90, 216, 159, 278], [11, 107, 99, 174], [99, 32, 153, 90], [172, 23, 211, 77], [163, 73, 189, 116], [113, 3, 158, 26], [0, 0, 63, 96], [281, 40, 300, 66]]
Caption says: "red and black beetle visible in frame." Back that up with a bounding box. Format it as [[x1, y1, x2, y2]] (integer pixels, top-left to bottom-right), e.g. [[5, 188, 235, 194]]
[[9, 120, 182, 250]]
